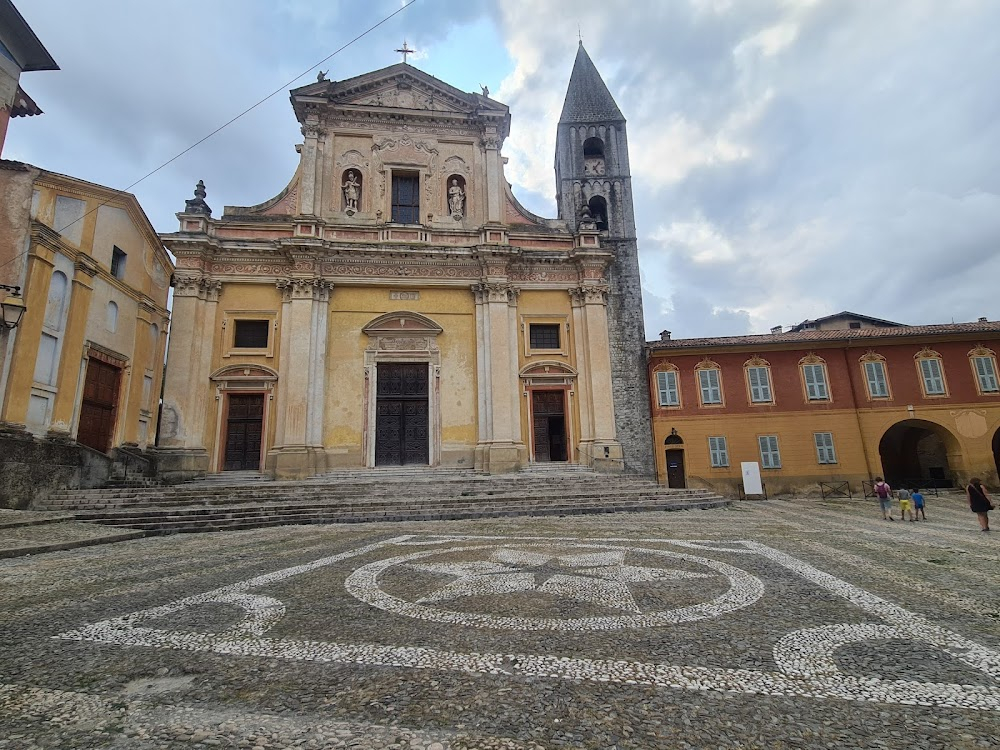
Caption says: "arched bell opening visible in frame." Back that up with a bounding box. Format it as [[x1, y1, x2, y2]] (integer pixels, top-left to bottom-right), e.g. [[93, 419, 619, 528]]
[[588, 195, 609, 231]]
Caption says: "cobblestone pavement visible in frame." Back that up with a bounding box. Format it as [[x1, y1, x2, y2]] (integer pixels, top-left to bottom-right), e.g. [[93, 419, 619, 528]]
[[2, 494, 998, 749]]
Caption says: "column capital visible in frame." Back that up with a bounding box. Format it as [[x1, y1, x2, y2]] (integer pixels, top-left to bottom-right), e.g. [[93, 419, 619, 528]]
[[569, 284, 609, 306], [277, 277, 333, 303], [173, 275, 222, 301], [472, 281, 517, 304]]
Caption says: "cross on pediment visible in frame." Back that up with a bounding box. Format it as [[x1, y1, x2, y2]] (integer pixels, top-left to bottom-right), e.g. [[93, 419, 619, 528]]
[[395, 40, 415, 64]]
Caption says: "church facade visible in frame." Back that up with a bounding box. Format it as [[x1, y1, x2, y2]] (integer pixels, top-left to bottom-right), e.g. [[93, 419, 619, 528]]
[[157, 46, 653, 480]]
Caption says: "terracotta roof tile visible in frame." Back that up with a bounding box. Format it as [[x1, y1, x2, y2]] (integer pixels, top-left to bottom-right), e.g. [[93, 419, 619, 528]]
[[648, 320, 1000, 350]]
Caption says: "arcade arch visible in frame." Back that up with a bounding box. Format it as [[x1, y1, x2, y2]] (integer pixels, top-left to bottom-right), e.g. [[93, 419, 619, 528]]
[[878, 419, 962, 488]]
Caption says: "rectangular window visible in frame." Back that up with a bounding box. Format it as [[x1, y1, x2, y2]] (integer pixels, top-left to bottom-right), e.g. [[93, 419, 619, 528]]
[[708, 436, 729, 467], [814, 432, 837, 464], [111, 246, 127, 279], [973, 356, 999, 393], [233, 319, 270, 349], [698, 369, 722, 405], [656, 370, 679, 406], [802, 364, 829, 400], [746, 366, 772, 403], [529, 324, 560, 350], [391, 173, 420, 224], [864, 360, 889, 398], [919, 358, 946, 395], [758, 435, 781, 469]]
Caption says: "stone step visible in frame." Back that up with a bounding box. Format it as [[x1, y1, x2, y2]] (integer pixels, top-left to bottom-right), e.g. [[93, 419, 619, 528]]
[[42, 485, 716, 512], [68, 488, 720, 519], [41, 476, 667, 506], [74, 495, 729, 534]]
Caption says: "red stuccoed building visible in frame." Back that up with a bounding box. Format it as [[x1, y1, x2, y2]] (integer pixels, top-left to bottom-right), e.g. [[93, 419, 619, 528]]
[[645, 315, 1000, 495]]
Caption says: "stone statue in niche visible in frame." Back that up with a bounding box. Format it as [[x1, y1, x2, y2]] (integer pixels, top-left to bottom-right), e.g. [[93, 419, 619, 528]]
[[578, 204, 597, 230], [342, 171, 360, 214], [448, 179, 465, 219]]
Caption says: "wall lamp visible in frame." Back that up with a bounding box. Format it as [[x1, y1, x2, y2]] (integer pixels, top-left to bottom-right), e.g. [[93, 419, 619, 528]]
[[0, 284, 26, 330]]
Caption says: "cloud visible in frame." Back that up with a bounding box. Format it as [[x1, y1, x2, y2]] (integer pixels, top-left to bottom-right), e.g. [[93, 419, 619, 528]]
[[8, 0, 1000, 342]]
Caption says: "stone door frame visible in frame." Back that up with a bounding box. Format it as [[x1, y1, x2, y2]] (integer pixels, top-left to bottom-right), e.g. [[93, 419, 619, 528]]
[[362, 312, 443, 469], [209, 365, 277, 473]]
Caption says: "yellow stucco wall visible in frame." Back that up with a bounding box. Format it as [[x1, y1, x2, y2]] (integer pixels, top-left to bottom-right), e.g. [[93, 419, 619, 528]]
[[1, 174, 172, 451], [325, 286, 478, 454]]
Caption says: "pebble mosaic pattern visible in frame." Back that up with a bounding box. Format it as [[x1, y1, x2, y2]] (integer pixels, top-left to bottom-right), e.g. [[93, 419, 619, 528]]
[[53, 533, 1000, 711]]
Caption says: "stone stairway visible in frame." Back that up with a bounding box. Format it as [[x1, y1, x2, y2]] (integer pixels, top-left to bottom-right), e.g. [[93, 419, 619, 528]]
[[34, 466, 730, 535]]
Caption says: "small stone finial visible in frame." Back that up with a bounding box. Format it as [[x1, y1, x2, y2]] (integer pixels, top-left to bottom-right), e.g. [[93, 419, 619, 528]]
[[184, 179, 212, 216]]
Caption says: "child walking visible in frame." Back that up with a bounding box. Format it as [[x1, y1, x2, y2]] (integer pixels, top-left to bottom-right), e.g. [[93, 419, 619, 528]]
[[912, 489, 926, 520], [898, 488, 914, 521]]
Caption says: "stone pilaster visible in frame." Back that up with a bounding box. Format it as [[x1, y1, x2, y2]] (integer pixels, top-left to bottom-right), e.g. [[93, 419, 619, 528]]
[[48, 257, 96, 435], [267, 277, 332, 478], [472, 281, 526, 473], [155, 275, 220, 477], [570, 284, 623, 471]]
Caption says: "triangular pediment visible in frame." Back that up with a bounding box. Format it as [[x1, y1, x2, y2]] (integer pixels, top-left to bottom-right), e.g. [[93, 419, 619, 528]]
[[293, 64, 508, 117], [362, 311, 444, 336]]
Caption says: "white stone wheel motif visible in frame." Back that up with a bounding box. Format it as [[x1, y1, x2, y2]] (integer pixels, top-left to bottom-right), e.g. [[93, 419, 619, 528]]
[[344, 542, 765, 631]]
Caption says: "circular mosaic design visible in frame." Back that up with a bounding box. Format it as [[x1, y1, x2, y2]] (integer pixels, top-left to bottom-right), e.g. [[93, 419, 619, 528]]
[[344, 542, 764, 631]]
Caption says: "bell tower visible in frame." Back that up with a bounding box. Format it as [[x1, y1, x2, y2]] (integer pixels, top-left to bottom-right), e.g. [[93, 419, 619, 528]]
[[555, 43, 654, 475]]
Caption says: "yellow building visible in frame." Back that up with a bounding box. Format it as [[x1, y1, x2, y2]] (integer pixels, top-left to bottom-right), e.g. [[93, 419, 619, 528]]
[[0, 163, 172, 458], [158, 50, 653, 479]]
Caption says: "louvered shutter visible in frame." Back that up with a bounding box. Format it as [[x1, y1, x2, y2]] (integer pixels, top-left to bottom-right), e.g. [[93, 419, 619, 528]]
[[699, 369, 721, 404], [709, 436, 728, 467], [748, 367, 771, 402], [920, 358, 945, 394], [864, 361, 887, 398], [814, 432, 836, 464], [974, 357, 999, 392]]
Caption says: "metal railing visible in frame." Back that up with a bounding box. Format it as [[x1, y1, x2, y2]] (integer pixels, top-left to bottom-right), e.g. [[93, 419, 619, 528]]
[[820, 481, 852, 499]]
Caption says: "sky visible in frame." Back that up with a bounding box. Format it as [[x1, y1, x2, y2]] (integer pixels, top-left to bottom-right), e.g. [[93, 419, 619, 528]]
[[6, 0, 1000, 339]]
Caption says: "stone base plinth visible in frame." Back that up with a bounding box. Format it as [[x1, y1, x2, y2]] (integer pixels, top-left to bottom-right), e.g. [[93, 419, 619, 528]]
[[578, 440, 625, 473], [266, 445, 328, 479], [150, 448, 210, 484], [475, 441, 527, 474]]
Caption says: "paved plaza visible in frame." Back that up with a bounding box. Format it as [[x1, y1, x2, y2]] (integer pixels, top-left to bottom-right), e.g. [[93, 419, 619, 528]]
[[2, 494, 999, 749]]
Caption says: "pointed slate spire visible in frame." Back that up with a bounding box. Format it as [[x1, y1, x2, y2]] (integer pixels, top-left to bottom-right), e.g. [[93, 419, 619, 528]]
[[558, 42, 624, 124]]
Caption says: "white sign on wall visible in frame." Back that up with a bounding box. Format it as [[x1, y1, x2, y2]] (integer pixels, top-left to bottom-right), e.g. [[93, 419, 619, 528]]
[[741, 462, 763, 496]]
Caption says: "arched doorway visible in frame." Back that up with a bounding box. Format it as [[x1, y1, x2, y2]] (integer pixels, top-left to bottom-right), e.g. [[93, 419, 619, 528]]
[[664, 431, 685, 489], [878, 419, 960, 489], [992, 428, 1000, 484]]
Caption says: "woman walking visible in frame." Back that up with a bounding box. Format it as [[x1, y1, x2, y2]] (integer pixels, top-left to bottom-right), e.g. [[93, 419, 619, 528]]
[[966, 478, 993, 533]]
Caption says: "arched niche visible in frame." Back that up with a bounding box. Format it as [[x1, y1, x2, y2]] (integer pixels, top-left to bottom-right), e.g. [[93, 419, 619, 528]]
[[446, 174, 467, 219], [341, 169, 363, 215]]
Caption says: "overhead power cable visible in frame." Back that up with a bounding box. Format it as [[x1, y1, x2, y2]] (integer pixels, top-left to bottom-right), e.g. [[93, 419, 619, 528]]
[[0, 0, 418, 273]]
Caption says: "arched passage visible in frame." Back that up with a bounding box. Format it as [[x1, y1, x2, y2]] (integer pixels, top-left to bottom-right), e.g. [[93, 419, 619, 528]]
[[878, 419, 962, 488], [992, 428, 1000, 484], [664, 430, 685, 489]]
